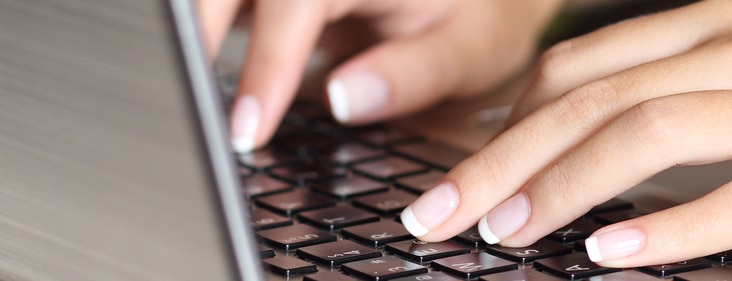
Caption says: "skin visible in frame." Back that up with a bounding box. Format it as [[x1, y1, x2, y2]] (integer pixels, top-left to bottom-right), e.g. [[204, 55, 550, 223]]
[[413, 0, 732, 268], [197, 0, 560, 150], [198, 0, 732, 268]]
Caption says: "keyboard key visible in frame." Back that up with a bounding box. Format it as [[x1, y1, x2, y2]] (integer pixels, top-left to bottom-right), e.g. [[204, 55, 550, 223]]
[[673, 266, 732, 281], [594, 208, 651, 225], [263, 256, 318, 276], [241, 173, 291, 198], [238, 147, 299, 171], [268, 163, 348, 185], [238, 166, 253, 177], [352, 126, 423, 147], [342, 220, 414, 248], [591, 270, 665, 281], [317, 143, 386, 166], [392, 272, 462, 281], [274, 122, 306, 138], [298, 205, 379, 230], [303, 271, 358, 281], [352, 156, 428, 181], [487, 239, 572, 263], [250, 208, 292, 230], [386, 239, 471, 264], [274, 130, 343, 154], [295, 113, 349, 136], [586, 198, 634, 215], [394, 170, 445, 194], [259, 245, 275, 259], [255, 189, 337, 216], [341, 256, 428, 281], [707, 250, 732, 264], [572, 239, 588, 252], [352, 189, 418, 215], [480, 268, 564, 281], [431, 252, 517, 279], [548, 218, 603, 244], [638, 258, 711, 278], [296, 240, 382, 267], [533, 252, 621, 280], [391, 141, 470, 171], [312, 176, 389, 200], [453, 227, 486, 248], [257, 224, 336, 251], [285, 102, 331, 126]]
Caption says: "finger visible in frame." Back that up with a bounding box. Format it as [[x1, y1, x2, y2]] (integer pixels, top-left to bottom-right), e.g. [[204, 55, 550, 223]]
[[507, 0, 732, 126], [230, 0, 350, 152], [324, 33, 466, 125], [588, 180, 732, 267], [491, 90, 732, 248], [325, 0, 548, 125], [196, 0, 244, 59], [401, 36, 732, 242]]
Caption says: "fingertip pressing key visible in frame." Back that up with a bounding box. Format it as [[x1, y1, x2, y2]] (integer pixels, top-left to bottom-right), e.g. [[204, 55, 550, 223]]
[[478, 193, 530, 245], [400, 182, 459, 238], [585, 227, 646, 263]]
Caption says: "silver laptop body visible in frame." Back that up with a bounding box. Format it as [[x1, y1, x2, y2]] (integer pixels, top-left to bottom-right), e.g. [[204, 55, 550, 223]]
[[0, 0, 262, 280]]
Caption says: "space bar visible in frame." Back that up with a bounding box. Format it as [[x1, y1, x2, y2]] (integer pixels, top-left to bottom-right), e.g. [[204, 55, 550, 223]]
[[391, 141, 471, 171]]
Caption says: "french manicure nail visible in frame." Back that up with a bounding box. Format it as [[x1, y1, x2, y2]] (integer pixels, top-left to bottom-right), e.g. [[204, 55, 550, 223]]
[[478, 193, 530, 244], [230, 95, 260, 153], [327, 70, 388, 124], [401, 182, 459, 237], [586, 228, 645, 262]]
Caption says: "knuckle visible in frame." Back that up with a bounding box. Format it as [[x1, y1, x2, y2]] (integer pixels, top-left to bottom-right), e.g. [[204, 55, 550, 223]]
[[465, 149, 506, 194], [552, 80, 619, 133], [475, 150, 505, 183], [534, 40, 576, 88], [697, 35, 732, 58], [625, 98, 683, 148], [543, 162, 579, 205]]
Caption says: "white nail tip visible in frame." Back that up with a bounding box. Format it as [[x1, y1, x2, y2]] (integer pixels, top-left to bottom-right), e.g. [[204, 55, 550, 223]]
[[327, 79, 350, 123], [585, 236, 603, 262], [232, 137, 255, 154], [401, 206, 429, 237], [478, 216, 501, 244], [231, 95, 259, 153]]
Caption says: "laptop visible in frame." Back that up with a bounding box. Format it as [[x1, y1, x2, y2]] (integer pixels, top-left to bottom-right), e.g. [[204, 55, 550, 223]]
[[0, 0, 261, 280], [2, 0, 731, 280]]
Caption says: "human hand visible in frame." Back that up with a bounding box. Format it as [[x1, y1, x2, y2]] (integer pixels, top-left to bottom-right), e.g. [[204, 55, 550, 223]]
[[197, 0, 561, 152], [400, 0, 732, 268]]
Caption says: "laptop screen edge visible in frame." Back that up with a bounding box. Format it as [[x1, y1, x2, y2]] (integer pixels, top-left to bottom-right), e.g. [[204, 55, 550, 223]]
[[168, 1, 265, 280]]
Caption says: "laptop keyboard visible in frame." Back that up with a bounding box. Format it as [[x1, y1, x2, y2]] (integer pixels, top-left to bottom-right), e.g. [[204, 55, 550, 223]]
[[237, 103, 732, 281]]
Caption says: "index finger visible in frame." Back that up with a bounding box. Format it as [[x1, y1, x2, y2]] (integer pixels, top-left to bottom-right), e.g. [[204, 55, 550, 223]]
[[230, 0, 341, 152]]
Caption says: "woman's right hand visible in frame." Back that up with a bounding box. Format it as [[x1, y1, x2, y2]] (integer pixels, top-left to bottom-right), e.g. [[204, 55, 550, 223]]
[[401, 0, 732, 268]]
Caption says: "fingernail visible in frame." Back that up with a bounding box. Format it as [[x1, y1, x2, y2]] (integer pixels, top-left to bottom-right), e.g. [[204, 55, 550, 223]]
[[327, 70, 389, 124], [230, 95, 260, 153], [586, 228, 645, 262], [478, 193, 530, 244], [401, 182, 459, 237]]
